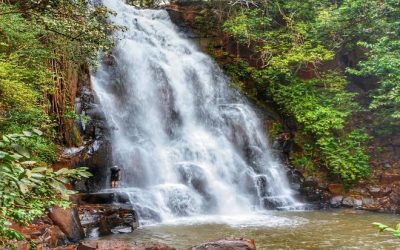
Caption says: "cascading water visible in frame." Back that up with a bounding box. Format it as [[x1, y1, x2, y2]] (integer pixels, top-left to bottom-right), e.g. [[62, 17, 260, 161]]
[[92, 0, 302, 225]]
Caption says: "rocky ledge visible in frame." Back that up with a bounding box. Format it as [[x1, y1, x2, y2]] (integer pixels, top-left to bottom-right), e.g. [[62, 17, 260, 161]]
[[15, 193, 139, 249]]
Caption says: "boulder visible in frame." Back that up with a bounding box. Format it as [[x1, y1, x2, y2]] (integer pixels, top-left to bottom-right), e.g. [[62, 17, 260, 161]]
[[48, 206, 85, 242], [329, 196, 343, 208], [189, 238, 256, 250], [78, 240, 175, 250], [342, 196, 363, 208], [79, 204, 139, 237]]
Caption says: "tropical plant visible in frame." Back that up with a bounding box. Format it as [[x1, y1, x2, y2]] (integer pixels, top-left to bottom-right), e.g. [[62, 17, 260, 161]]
[[0, 131, 91, 247]]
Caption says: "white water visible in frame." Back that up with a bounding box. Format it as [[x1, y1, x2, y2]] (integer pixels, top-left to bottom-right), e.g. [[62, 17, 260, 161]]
[[92, 0, 302, 225]]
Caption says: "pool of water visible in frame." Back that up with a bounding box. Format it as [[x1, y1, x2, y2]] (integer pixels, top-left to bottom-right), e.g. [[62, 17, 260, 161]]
[[103, 210, 400, 249]]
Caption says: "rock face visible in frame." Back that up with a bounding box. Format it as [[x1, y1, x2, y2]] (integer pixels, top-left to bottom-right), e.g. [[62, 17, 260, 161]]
[[78, 240, 175, 250], [73, 81, 114, 193], [189, 238, 256, 250], [48, 206, 85, 242]]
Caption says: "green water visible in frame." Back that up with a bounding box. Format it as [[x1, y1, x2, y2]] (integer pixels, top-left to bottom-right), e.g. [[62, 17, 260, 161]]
[[104, 210, 400, 250]]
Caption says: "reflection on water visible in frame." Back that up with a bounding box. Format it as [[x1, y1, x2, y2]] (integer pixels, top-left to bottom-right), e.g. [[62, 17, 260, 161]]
[[102, 210, 400, 250]]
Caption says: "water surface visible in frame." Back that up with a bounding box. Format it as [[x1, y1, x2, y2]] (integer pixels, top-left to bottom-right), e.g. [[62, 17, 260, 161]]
[[104, 210, 400, 250]]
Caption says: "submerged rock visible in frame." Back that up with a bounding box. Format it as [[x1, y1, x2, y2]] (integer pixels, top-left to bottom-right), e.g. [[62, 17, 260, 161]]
[[78, 240, 175, 250], [189, 238, 256, 250]]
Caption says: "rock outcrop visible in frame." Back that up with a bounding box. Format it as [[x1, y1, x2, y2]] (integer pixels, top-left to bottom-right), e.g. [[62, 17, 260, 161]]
[[48, 206, 85, 242], [79, 204, 139, 237]]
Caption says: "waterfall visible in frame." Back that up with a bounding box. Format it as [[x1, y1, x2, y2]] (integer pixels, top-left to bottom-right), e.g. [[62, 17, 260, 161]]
[[92, 0, 302, 225]]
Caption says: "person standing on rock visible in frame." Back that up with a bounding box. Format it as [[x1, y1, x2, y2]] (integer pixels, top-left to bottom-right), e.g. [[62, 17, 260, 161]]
[[110, 165, 121, 188]]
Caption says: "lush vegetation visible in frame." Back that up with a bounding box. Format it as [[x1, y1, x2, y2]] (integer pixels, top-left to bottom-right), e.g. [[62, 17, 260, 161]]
[[195, 0, 399, 185], [0, 0, 119, 246], [0, 131, 90, 246]]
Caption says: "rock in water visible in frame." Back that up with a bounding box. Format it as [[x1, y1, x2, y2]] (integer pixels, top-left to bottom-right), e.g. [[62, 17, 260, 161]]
[[189, 238, 256, 250], [78, 240, 175, 250]]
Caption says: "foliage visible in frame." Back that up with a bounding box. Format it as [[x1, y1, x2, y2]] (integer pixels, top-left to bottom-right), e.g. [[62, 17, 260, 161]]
[[0, 131, 91, 246], [0, 1, 114, 246], [8, 0, 122, 64], [317, 0, 400, 127], [200, 0, 381, 184], [373, 222, 400, 239], [349, 38, 400, 125], [317, 130, 370, 184], [223, 9, 271, 44]]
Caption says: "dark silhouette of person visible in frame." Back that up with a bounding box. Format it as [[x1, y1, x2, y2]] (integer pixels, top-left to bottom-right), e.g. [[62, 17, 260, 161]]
[[110, 165, 121, 188]]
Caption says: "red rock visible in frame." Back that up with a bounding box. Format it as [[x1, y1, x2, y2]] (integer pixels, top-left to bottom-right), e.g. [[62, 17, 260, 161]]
[[78, 240, 175, 250], [189, 238, 256, 250], [328, 184, 343, 195], [48, 206, 85, 242]]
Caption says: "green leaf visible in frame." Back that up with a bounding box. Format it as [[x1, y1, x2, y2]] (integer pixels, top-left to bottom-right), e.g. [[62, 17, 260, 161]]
[[0, 150, 7, 159], [12, 145, 30, 158], [31, 166, 47, 173], [2, 135, 10, 143], [22, 131, 32, 137], [21, 161, 37, 166], [32, 128, 43, 136]]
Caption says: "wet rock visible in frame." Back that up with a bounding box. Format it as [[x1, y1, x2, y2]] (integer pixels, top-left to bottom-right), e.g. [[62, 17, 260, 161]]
[[262, 197, 282, 209], [78, 240, 175, 250], [342, 196, 363, 208], [177, 163, 216, 208], [79, 204, 139, 237], [178, 163, 208, 195], [256, 175, 268, 198], [241, 170, 258, 198], [111, 226, 133, 234], [76, 192, 130, 205], [134, 206, 162, 223], [286, 169, 304, 191], [189, 238, 256, 250], [75, 140, 113, 193], [330, 196, 343, 208], [48, 206, 85, 242], [328, 184, 343, 195]]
